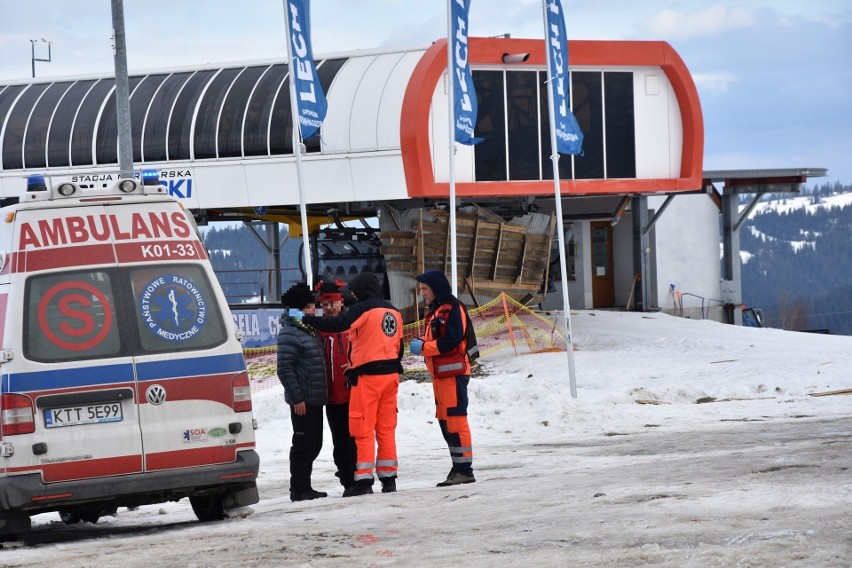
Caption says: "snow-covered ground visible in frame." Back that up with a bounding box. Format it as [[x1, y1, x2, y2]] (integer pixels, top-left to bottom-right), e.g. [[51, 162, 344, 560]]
[[2, 310, 851, 567]]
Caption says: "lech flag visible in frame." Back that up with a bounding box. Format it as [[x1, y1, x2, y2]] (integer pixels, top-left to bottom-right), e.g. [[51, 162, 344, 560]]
[[545, 0, 583, 155], [286, 0, 327, 140], [450, 0, 481, 145]]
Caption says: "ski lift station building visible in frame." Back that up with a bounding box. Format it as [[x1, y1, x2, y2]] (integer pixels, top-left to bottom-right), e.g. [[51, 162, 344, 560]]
[[0, 36, 825, 323]]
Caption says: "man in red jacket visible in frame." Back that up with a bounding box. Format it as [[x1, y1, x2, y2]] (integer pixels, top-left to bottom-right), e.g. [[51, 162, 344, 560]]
[[315, 280, 357, 496]]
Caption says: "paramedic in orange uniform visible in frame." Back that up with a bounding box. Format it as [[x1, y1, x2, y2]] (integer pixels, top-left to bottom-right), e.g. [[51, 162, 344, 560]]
[[303, 272, 403, 496], [410, 270, 476, 486]]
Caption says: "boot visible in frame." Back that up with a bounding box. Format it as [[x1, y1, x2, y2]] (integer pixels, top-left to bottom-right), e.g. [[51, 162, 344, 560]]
[[380, 477, 397, 494], [342, 479, 373, 497], [290, 488, 328, 502], [436, 470, 476, 487]]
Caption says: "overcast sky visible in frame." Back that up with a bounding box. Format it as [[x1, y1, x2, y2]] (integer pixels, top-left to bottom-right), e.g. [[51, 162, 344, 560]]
[[1, 0, 850, 185]]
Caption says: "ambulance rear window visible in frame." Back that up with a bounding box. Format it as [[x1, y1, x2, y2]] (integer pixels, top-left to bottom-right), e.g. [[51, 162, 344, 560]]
[[24, 270, 125, 362], [23, 265, 227, 362], [130, 265, 227, 354]]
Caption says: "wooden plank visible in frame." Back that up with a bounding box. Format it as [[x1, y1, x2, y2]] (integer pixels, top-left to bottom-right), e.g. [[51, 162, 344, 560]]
[[491, 224, 503, 280]]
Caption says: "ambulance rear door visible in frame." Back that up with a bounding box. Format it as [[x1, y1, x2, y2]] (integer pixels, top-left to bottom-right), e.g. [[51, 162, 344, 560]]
[[110, 200, 252, 474], [8, 203, 145, 484]]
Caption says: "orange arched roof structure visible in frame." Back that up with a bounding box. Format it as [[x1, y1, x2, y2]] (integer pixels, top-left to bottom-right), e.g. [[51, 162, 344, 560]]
[[401, 37, 704, 198]]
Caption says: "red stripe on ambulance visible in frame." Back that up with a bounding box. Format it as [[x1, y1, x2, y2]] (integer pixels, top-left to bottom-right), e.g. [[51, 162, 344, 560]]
[[15, 244, 116, 272], [146, 443, 254, 472], [8, 455, 143, 483]]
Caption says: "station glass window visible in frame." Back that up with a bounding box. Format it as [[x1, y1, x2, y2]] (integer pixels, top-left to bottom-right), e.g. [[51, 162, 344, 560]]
[[218, 66, 268, 158], [167, 70, 215, 161], [95, 76, 143, 165], [142, 72, 192, 163], [268, 70, 294, 156], [48, 80, 96, 167], [243, 64, 288, 157], [193, 68, 241, 160], [572, 72, 603, 179], [129, 74, 168, 163], [24, 82, 73, 169], [507, 71, 540, 181], [2, 84, 48, 170], [473, 70, 506, 181], [71, 79, 113, 166], [604, 72, 636, 179], [539, 70, 573, 181]]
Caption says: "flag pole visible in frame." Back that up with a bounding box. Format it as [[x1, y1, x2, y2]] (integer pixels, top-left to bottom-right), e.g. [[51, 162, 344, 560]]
[[283, 0, 314, 286], [542, 0, 577, 398], [446, 0, 458, 296]]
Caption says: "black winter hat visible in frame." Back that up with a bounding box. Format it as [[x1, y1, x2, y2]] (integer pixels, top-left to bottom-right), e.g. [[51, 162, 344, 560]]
[[348, 272, 383, 301], [282, 282, 316, 309]]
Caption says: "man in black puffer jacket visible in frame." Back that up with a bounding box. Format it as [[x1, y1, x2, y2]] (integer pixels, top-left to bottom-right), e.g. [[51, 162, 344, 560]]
[[277, 283, 329, 502]]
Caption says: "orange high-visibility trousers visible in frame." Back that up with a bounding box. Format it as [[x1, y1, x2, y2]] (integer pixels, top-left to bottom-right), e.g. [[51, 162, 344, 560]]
[[349, 373, 399, 482], [433, 375, 473, 475]]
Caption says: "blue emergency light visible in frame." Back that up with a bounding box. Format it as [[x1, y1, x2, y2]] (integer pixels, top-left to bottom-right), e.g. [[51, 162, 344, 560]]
[[141, 169, 161, 186], [27, 174, 47, 192]]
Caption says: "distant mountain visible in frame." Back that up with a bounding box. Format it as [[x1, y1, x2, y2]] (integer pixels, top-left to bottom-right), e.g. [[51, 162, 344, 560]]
[[739, 182, 852, 335]]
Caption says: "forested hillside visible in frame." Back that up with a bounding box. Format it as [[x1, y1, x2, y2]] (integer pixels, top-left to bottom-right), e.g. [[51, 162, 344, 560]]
[[201, 224, 302, 304], [740, 182, 852, 335]]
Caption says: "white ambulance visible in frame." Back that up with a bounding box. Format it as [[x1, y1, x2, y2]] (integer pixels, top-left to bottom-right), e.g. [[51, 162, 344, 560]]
[[0, 171, 259, 537]]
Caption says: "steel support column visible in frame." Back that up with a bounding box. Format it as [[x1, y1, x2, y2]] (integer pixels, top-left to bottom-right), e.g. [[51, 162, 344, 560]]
[[631, 196, 649, 311]]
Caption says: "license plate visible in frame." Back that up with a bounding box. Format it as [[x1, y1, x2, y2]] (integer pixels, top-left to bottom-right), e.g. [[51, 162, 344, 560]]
[[43, 403, 124, 428]]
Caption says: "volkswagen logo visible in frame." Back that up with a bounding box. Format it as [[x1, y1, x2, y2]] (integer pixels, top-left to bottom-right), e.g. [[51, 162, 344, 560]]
[[146, 384, 167, 405]]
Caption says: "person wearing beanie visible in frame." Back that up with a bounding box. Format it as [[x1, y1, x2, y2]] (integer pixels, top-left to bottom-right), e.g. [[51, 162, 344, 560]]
[[411, 269, 477, 487], [277, 282, 329, 502], [315, 280, 357, 495], [303, 272, 403, 497]]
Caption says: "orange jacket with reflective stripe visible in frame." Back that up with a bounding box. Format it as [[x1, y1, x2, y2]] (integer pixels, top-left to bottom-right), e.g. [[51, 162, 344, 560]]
[[304, 298, 403, 376], [422, 301, 471, 377]]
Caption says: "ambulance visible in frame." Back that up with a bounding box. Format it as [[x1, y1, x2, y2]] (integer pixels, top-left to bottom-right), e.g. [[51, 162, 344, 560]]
[[0, 171, 259, 537]]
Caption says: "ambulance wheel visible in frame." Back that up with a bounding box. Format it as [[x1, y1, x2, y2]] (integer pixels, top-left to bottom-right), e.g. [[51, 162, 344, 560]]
[[190, 494, 226, 522], [59, 507, 109, 525], [59, 509, 82, 525]]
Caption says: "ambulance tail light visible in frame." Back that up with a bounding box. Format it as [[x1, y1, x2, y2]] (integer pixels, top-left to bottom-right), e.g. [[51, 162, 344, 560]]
[[1, 394, 36, 436], [232, 373, 252, 413]]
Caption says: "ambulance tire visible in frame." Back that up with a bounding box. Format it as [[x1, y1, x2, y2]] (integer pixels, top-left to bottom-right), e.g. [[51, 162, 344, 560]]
[[59, 506, 114, 525], [58, 509, 83, 525], [190, 493, 227, 522]]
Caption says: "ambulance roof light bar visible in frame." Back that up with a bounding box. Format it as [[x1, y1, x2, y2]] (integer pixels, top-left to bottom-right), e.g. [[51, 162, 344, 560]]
[[22, 171, 165, 203]]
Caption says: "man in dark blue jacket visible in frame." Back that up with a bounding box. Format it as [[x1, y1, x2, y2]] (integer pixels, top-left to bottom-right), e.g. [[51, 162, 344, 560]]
[[277, 283, 328, 502]]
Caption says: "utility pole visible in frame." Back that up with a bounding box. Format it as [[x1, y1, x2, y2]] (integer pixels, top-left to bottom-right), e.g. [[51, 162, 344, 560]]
[[111, 0, 134, 178], [30, 38, 52, 77]]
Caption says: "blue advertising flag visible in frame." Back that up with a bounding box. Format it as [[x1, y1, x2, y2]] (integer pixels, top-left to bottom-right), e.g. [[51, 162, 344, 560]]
[[286, 0, 327, 140], [450, 0, 481, 145], [545, 0, 583, 155]]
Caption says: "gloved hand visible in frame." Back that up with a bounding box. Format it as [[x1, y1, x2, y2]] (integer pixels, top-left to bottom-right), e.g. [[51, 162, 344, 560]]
[[409, 338, 424, 355], [288, 308, 304, 322]]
